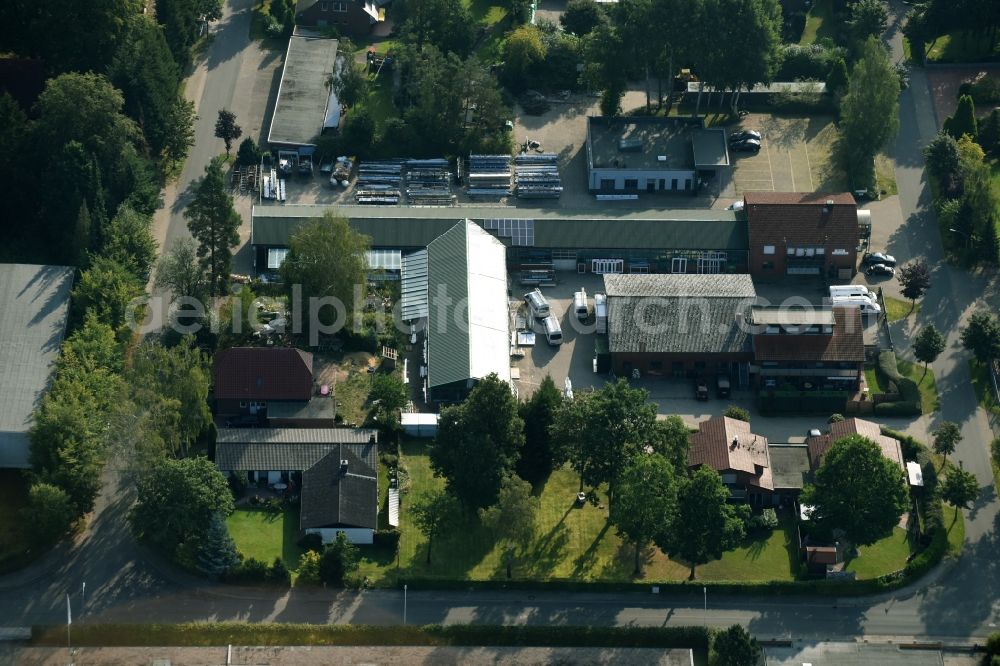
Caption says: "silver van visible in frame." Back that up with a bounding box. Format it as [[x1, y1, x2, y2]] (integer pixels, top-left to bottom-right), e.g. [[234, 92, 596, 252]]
[[573, 289, 589, 321], [524, 288, 550, 319], [829, 285, 872, 299], [542, 315, 563, 346], [831, 295, 882, 316]]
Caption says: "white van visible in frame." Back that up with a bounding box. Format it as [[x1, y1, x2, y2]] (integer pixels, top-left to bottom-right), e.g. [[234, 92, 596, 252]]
[[832, 295, 882, 315], [542, 315, 563, 346], [524, 288, 550, 319], [573, 289, 589, 321], [829, 285, 872, 299]]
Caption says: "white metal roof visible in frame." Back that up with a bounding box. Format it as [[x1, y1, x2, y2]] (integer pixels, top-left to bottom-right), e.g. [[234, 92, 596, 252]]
[[465, 222, 510, 384]]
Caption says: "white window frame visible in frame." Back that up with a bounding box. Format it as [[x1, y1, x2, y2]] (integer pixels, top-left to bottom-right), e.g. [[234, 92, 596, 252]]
[[671, 257, 688, 273], [763, 245, 775, 255]]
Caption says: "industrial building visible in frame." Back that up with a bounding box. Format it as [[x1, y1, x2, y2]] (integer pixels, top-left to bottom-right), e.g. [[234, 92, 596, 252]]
[[267, 34, 340, 149]]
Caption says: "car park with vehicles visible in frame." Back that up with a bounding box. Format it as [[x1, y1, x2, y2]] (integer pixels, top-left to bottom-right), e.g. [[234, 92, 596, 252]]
[[728, 129, 762, 143], [730, 138, 761, 153], [863, 252, 897, 267], [866, 263, 895, 277]]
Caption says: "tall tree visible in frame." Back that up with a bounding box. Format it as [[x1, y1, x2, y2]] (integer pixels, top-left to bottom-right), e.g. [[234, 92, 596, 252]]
[[913, 325, 946, 378], [129, 455, 235, 557], [944, 94, 978, 141], [713, 624, 762, 666], [561, 0, 604, 36], [185, 158, 241, 297], [940, 467, 979, 510], [897, 261, 931, 311], [479, 476, 540, 578], [516, 376, 564, 486], [502, 25, 547, 93], [410, 489, 461, 564], [279, 213, 370, 334], [848, 0, 889, 44], [156, 238, 208, 302], [396, 0, 475, 56], [196, 512, 239, 578], [961, 311, 1000, 363], [157, 0, 211, 67], [838, 38, 899, 190], [932, 421, 962, 464], [368, 373, 408, 429], [801, 435, 908, 547], [318, 532, 360, 586], [331, 41, 370, 109], [663, 466, 747, 580], [71, 256, 147, 332], [712, 0, 784, 113], [609, 453, 679, 576], [582, 20, 627, 116], [100, 203, 158, 282], [214, 108, 242, 155], [162, 98, 198, 169], [979, 108, 1000, 155], [430, 374, 525, 511]]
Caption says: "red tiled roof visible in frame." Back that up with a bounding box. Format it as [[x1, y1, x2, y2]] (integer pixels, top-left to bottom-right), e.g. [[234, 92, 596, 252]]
[[743, 192, 857, 205], [213, 347, 314, 401], [752, 307, 864, 362], [690, 416, 773, 491], [806, 417, 905, 470]]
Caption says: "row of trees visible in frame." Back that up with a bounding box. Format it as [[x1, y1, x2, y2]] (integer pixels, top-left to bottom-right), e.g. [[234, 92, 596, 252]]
[[903, 0, 1000, 63]]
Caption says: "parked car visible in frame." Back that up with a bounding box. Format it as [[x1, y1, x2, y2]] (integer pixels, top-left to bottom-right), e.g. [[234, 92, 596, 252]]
[[863, 252, 897, 267], [728, 129, 762, 143], [866, 263, 895, 277], [727, 200, 745, 211], [807, 428, 822, 438], [695, 379, 710, 401], [716, 376, 731, 399], [730, 138, 761, 153]]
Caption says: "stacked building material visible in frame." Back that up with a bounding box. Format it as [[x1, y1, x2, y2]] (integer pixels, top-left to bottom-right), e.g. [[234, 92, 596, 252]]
[[515, 153, 562, 199], [466, 154, 512, 198], [355, 160, 403, 204], [406, 158, 454, 205]]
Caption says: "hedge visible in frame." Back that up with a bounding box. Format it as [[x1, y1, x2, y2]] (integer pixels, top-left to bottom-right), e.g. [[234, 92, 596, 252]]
[[875, 352, 921, 415], [29, 623, 712, 649], [776, 44, 849, 80]]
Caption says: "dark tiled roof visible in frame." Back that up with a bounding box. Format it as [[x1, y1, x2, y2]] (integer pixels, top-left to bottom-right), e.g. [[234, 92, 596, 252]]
[[213, 347, 314, 401], [689, 416, 773, 490], [745, 192, 858, 254], [753, 307, 864, 362], [216, 427, 378, 445], [215, 428, 378, 470], [300, 445, 378, 530], [806, 418, 904, 470], [744, 192, 856, 206], [604, 274, 756, 355]]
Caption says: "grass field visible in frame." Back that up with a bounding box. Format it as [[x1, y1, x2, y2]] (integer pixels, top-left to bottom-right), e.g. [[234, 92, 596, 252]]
[[926, 31, 1000, 63], [799, 0, 838, 46], [334, 364, 372, 426], [944, 505, 965, 557], [226, 507, 304, 572], [884, 296, 919, 323], [896, 358, 940, 413], [0, 471, 31, 572], [844, 527, 913, 579]]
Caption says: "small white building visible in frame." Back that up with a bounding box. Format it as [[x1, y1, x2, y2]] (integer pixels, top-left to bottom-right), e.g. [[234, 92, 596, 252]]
[[401, 412, 439, 437]]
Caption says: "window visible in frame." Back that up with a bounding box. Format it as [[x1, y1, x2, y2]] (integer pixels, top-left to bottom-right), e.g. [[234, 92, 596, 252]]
[[624, 178, 639, 190], [240, 401, 247, 408], [671, 257, 687, 273], [321, 1, 329, 9], [763, 245, 775, 255], [762, 261, 774, 270], [332, 1, 348, 11], [551, 249, 577, 260]]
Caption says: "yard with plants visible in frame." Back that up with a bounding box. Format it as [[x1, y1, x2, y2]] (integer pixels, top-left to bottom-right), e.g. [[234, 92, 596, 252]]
[[844, 527, 913, 579], [884, 296, 919, 323], [226, 506, 304, 574], [350, 442, 910, 586], [925, 31, 1000, 63], [799, 0, 837, 46]]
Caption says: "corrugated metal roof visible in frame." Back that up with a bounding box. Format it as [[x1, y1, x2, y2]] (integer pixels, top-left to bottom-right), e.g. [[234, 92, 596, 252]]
[[426, 221, 510, 389], [267, 36, 339, 147], [0, 264, 73, 468], [400, 249, 428, 320], [604, 273, 756, 298], [251, 205, 746, 251]]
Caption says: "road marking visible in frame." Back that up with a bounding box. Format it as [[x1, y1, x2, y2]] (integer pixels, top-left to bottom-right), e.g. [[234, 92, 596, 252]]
[[764, 138, 775, 191], [804, 141, 815, 191]]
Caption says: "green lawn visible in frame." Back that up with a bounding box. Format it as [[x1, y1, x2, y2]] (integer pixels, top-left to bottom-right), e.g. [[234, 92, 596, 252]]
[[926, 30, 1000, 63], [356, 443, 805, 585], [335, 365, 372, 426], [844, 527, 913, 579], [944, 505, 965, 557], [0, 471, 31, 572], [227, 507, 304, 572], [884, 296, 919, 323], [896, 357, 940, 413], [864, 366, 882, 393], [465, 0, 507, 27], [799, 0, 837, 46]]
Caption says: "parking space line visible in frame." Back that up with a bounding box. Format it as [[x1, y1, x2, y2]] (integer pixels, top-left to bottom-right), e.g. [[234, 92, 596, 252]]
[[764, 138, 775, 191]]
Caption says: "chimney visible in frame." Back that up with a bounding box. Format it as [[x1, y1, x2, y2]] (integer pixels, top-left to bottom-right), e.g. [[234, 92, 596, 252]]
[[340, 459, 349, 475], [731, 436, 739, 450]]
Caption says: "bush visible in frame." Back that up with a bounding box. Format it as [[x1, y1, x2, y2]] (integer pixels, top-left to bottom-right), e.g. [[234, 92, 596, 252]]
[[991, 437, 1000, 468], [380, 452, 399, 468], [228, 473, 247, 500], [22, 482, 76, 547], [749, 508, 779, 532], [897, 377, 921, 406], [296, 550, 321, 586], [723, 405, 750, 422], [878, 350, 903, 382], [874, 401, 921, 416], [373, 529, 400, 551], [267, 557, 291, 585], [319, 532, 359, 586], [223, 556, 270, 584], [986, 631, 1000, 656], [958, 76, 1000, 104], [828, 413, 845, 423], [776, 44, 848, 80], [298, 532, 324, 552]]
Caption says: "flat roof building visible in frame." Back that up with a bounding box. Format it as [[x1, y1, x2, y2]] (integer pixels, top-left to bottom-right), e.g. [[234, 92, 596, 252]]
[[267, 34, 340, 148], [586, 116, 731, 193], [0, 264, 73, 468]]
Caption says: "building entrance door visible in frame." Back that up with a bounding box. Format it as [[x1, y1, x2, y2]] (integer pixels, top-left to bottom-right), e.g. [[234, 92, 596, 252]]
[[592, 259, 624, 274]]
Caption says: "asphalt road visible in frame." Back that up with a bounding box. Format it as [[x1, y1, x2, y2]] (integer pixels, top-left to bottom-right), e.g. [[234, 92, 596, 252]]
[[1, 0, 998, 644]]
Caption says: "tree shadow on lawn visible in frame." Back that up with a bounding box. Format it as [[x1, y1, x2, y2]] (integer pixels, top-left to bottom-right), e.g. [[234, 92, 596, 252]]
[[571, 521, 612, 579]]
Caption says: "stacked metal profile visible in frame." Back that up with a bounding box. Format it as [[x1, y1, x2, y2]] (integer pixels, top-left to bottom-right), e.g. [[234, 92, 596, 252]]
[[405, 158, 454, 205], [354, 160, 403, 204], [466, 154, 512, 198], [514, 153, 562, 199]]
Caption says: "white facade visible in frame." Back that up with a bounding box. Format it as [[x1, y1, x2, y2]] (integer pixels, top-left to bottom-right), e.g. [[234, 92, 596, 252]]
[[588, 167, 696, 193]]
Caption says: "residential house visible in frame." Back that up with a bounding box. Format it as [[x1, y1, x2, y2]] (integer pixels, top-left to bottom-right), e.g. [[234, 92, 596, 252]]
[[295, 0, 386, 37], [806, 417, 905, 471], [0, 264, 73, 468], [744, 192, 860, 280], [751, 305, 865, 393], [689, 416, 774, 504], [215, 427, 378, 544], [213, 347, 336, 426], [603, 273, 757, 384]]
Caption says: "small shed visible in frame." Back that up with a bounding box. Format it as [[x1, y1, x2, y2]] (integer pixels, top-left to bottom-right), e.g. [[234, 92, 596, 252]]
[[402, 412, 439, 437], [906, 461, 924, 487]]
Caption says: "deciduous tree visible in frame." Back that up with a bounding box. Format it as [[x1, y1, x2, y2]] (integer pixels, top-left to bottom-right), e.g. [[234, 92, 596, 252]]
[[898, 261, 931, 311], [516, 376, 564, 485], [71, 256, 147, 332], [932, 421, 962, 464], [318, 532, 360, 586], [663, 466, 748, 580], [940, 467, 979, 509], [410, 489, 461, 564], [100, 203, 158, 282], [185, 158, 241, 296], [849, 0, 889, 44], [479, 476, 540, 578], [369, 373, 408, 429], [561, 0, 604, 36], [22, 482, 77, 547], [214, 108, 242, 155], [609, 453, 679, 575], [801, 435, 908, 547], [156, 238, 208, 302], [913, 325, 946, 378], [713, 624, 762, 666], [961, 311, 1000, 363]]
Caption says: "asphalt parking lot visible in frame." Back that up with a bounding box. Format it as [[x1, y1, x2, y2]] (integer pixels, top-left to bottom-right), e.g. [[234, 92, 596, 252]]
[[723, 113, 840, 199]]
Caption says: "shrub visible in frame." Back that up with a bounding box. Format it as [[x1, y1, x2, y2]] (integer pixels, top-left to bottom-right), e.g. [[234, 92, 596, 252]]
[[319, 532, 359, 586], [298, 532, 324, 553], [296, 550, 322, 586], [958, 76, 1000, 104], [228, 473, 247, 500], [991, 437, 1000, 469], [749, 508, 779, 532], [223, 556, 270, 584], [776, 44, 848, 80], [267, 557, 291, 586], [878, 350, 903, 382], [723, 405, 750, 422], [874, 401, 921, 416], [828, 413, 845, 423], [22, 482, 76, 547], [380, 452, 399, 469], [373, 529, 401, 551], [986, 631, 1000, 656]]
